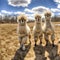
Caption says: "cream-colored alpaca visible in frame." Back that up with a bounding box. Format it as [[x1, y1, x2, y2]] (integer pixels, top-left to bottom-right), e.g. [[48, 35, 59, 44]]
[[33, 14, 43, 46], [43, 11, 55, 46], [17, 14, 31, 51]]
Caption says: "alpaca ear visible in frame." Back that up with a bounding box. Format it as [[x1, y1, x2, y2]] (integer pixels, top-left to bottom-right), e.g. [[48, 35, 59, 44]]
[[17, 19, 19, 23], [17, 16, 19, 23]]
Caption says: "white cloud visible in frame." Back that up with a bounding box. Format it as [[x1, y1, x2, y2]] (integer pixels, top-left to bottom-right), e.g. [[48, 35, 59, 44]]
[[52, 12, 55, 17], [1, 10, 13, 15], [54, 0, 60, 3], [0, 13, 2, 15], [58, 13, 60, 15], [1, 10, 25, 15], [8, 0, 31, 7], [51, 8, 60, 12], [26, 14, 34, 20], [24, 6, 54, 18], [57, 13, 60, 15], [57, 4, 60, 8], [24, 8, 34, 13], [32, 6, 49, 13], [31, 6, 54, 17], [24, 6, 50, 17], [0, 10, 34, 20], [54, 0, 60, 8], [14, 11, 25, 15], [0, 13, 5, 19]]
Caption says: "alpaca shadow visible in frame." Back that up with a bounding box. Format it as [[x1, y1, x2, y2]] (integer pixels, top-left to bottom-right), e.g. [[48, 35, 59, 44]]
[[45, 44, 60, 60], [12, 43, 31, 60], [33, 45, 46, 60]]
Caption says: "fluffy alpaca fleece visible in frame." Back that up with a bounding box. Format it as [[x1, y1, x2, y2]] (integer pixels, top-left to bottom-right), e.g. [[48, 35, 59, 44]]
[[43, 11, 55, 46], [33, 14, 43, 46], [17, 14, 31, 50]]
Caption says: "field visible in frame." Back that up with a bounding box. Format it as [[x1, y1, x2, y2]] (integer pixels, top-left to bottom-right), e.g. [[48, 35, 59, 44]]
[[0, 22, 60, 60]]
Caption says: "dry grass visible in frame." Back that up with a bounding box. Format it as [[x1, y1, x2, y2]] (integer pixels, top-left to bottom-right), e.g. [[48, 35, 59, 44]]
[[0, 22, 60, 60]]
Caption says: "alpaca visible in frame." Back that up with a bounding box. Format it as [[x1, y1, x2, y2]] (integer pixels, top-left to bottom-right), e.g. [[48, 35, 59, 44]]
[[43, 11, 55, 46], [17, 14, 31, 51], [33, 14, 43, 46]]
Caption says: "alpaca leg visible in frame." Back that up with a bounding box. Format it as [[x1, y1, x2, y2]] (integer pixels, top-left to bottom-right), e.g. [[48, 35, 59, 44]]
[[21, 36, 27, 51], [34, 36, 38, 46], [39, 34, 43, 45], [18, 36, 23, 50], [51, 33, 55, 47], [40, 37, 42, 45], [44, 34, 49, 46], [29, 34, 31, 44]]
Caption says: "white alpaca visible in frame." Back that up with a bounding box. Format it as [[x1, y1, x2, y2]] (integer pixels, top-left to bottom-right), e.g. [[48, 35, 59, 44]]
[[17, 14, 31, 50], [43, 11, 55, 46], [33, 14, 43, 46]]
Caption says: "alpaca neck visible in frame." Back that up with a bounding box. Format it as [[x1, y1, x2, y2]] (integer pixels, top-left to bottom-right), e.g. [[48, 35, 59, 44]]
[[36, 20, 41, 25], [45, 19, 52, 28], [36, 22, 42, 30], [36, 21, 41, 26], [45, 19, 51, 24]]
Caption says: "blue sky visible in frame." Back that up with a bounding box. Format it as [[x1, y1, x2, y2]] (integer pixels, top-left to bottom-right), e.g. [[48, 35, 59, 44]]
[[0, 0, 60, 19], [0, 0, 57, 11]]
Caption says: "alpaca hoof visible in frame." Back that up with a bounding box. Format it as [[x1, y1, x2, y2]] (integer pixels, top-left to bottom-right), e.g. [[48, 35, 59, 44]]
[[22, 46, 26, 51], [20, 46, 26, 51]]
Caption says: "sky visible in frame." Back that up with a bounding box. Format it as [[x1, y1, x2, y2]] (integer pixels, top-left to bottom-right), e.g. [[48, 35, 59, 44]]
[[0, 0, 60, 19]]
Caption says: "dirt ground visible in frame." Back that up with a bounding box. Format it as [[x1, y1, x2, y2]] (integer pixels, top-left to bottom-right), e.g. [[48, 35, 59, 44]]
[[0, 22, 60, 60]]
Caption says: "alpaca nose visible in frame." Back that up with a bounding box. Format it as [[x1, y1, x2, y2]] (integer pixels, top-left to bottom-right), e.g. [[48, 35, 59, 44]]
[[22, 20, 23, 22], [21, 20, 24, 23]]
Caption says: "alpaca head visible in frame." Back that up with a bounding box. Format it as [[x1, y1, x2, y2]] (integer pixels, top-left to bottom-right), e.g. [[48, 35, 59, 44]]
[[35, 14, 41, 23], [17, 14, 27, 25], [44, 10, 51, 21]]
